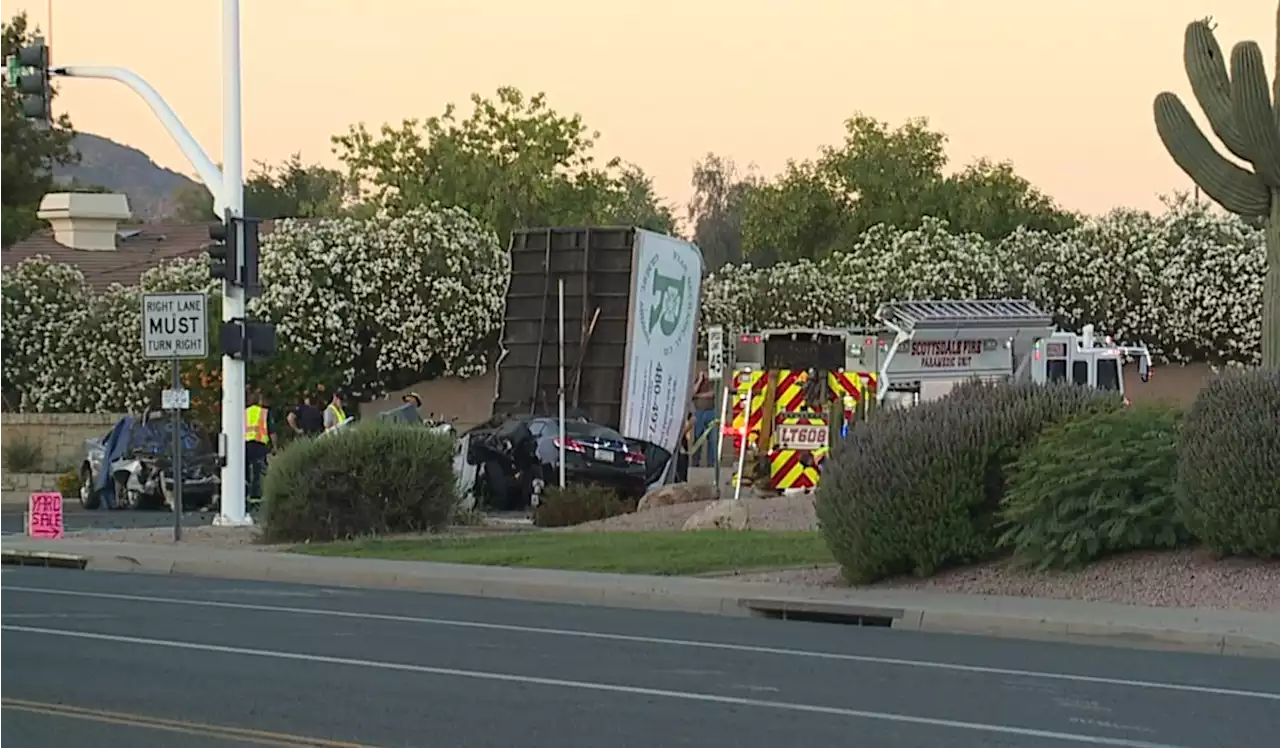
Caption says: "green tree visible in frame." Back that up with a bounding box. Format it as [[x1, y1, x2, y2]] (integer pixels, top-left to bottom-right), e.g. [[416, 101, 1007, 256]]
[[1, 12, 78, 248], [171, 153, 354, 222], [740, 159, 848, 264], [686, 154, 756, 271], [333, 86, 673, 243], [741, 114, 1077, 262], [603, 163, 677, 235]]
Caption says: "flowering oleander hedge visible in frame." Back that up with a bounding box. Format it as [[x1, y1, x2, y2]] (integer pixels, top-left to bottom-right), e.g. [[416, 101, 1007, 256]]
[[701, 198, 1266, 365], [1, 206, 508, 413], [249, 207, 509, 389], [1, 197, 1265, 414]]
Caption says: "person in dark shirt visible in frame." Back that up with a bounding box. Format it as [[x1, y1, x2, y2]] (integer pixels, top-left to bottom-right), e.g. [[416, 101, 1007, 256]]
[[287, 392, 324, 437]]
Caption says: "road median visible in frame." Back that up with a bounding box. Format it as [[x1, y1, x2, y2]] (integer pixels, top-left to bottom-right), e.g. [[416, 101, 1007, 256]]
[[3, 536, 1277, 658]]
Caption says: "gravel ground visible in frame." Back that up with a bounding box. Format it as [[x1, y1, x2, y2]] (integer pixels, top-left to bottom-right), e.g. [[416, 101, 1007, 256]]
[[727, 548, 1280, 613], [564, 494, 818, 532], [64, 520, 533, 549], [67, 525, 276, 549]]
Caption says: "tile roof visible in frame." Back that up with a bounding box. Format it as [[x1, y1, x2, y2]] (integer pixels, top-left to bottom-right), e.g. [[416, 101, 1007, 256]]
[[2, 221, 283, 292]]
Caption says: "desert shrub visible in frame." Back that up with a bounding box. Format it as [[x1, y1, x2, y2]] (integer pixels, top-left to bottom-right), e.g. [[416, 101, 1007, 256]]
[[1176, 369, 1280, 558], [55, 468, 81, 499], [999, 404, 1186, 570], [260, 422, 458, 543], [2, 435, 44, 472], [816, 380, 1122, 584], [534, 484, 634, 528]]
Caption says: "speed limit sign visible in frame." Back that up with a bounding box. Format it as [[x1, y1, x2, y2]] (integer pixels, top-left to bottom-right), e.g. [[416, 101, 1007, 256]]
[[707, 325, 725, 380]]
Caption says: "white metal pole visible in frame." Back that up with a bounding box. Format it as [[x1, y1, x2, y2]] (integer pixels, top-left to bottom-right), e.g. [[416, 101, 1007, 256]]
[[733, 386, 750, 501], [55, 66, 225, 216], [214, 0, 250, 526], [715, 382, 730, 494], [557, 278, 566, 488]]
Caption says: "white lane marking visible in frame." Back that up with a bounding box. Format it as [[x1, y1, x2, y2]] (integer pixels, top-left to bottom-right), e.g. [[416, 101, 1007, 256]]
[[1, 624, 1192, 748], [5, 585, 1276, 702], [3, 613, 114, 620]]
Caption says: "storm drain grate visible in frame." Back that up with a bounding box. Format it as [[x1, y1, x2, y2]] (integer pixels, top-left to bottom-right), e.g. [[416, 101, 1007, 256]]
[[739, 598, 902, 627]]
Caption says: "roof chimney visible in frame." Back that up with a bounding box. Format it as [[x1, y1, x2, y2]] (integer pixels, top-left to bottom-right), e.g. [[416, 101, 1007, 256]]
[[37, 192, 132, 251]]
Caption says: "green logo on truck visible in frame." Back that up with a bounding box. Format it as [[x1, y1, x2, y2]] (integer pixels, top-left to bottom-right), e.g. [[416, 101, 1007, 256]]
[[638, 243, 695, 357]]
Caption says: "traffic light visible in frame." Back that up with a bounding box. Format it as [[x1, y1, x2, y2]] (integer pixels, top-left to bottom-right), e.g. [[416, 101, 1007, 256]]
[[207, 218, 233, 283], [219, 318, 277, 361], [6, 36, 53, 122], [206, 212, 262, 292], [239, 216, 262, 298]]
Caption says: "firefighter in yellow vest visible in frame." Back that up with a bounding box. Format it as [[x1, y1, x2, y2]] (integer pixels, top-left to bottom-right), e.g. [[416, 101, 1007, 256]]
[[323, 390, 348, 433], [245, 392, 273, 505]]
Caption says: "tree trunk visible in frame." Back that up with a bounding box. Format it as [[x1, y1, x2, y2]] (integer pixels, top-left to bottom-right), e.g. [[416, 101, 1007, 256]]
[[1265, 193, 1280, 370]]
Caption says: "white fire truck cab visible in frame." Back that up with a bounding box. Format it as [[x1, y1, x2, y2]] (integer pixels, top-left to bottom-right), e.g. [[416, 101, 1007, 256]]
[[873, 299, 1152, 404]]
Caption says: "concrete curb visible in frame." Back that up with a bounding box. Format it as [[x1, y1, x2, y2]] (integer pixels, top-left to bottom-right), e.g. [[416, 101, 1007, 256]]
[[3, 539, 1277, 658], [2, 549, 89, 570]]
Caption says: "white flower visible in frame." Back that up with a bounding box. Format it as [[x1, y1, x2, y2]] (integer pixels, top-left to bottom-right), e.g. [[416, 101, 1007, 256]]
[[702, 202, 1264, 366], [2, 205, 506, 412], [2, 199, 1264, 414]]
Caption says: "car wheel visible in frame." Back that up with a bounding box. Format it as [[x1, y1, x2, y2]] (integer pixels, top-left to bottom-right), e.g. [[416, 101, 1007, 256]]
[[136, 485, 164, 512], [483, 460, 514, 510], [113, 473, 137, 510], [79, 466, 100, 510]]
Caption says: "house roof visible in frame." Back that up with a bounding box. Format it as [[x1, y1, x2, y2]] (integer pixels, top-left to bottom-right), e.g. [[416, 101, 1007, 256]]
[[2, 221, 283, 292]]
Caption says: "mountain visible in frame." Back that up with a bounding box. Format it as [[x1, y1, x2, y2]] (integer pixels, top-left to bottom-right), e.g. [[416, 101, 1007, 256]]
[[52, 133, 200, 222]]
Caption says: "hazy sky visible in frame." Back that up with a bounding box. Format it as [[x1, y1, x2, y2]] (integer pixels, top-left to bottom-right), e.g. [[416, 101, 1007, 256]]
[[9, 0, 1277, 218]]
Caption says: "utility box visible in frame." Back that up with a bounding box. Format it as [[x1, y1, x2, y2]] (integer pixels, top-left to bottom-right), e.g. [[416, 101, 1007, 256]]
[[493, 227, 705, 477]]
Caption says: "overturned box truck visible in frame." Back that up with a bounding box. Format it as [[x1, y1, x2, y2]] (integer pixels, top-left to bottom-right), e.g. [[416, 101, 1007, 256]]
[[456, 227, 704, 510]]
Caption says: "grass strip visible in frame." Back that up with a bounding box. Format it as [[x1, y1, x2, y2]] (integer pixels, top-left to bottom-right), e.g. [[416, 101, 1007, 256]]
[[294, 530, 833, 576]]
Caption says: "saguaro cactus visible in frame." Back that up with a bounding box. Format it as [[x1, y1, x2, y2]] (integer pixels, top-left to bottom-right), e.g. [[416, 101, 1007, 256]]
[[1153, 9, 1280, 369]]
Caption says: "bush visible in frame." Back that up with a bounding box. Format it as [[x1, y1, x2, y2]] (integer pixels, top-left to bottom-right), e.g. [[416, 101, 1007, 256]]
[[55, 468, 81, 499], [260, 422, 459, 543], [1176, 369, 1280, 558], [998, 404, 1186, 570], [534, 484, 634, 528], [816, 380, 1122, 584], [2, 435, 44, 472]]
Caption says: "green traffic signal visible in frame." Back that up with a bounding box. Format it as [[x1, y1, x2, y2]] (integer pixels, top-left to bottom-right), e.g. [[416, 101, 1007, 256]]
[[5, 55, 20, 89]]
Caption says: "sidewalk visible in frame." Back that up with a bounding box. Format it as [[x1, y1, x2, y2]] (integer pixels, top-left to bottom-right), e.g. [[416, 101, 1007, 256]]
[[3, 536, 1276, 658]]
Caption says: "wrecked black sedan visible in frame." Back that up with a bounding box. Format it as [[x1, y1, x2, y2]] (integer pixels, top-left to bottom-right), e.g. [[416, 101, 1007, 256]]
[[454, 413, 670, 511]]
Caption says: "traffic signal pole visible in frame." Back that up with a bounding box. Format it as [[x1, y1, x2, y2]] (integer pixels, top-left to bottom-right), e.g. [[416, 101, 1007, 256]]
[[46, 0, 252, 526], [214, 0, 250, 526], [51, 66, 226, 217]]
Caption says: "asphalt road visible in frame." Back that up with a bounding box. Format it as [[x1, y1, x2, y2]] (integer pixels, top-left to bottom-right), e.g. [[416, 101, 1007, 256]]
[[1, 506, 206, 536], [3, 568, 1277, 748]]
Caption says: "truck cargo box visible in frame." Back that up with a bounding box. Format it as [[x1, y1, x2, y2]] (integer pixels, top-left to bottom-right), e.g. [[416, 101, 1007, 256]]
[[494, 227, 703, 472]]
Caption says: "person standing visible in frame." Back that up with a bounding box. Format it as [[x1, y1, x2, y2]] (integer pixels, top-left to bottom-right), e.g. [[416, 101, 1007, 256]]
[[323, 390, 348, 433], [287, 392, 324, 437], [244, 392, 274, 506]]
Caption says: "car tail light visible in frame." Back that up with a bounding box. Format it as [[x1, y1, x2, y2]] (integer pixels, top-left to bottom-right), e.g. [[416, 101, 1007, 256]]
[[553, 437, 586, 453], [625, 451, 645, 464]]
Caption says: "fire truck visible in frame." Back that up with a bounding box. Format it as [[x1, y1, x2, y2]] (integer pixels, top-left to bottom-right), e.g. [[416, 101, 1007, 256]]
[[724, 299, 1152, 492], [724, 328, 878, 492], [872, 299, 1152, 404]]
